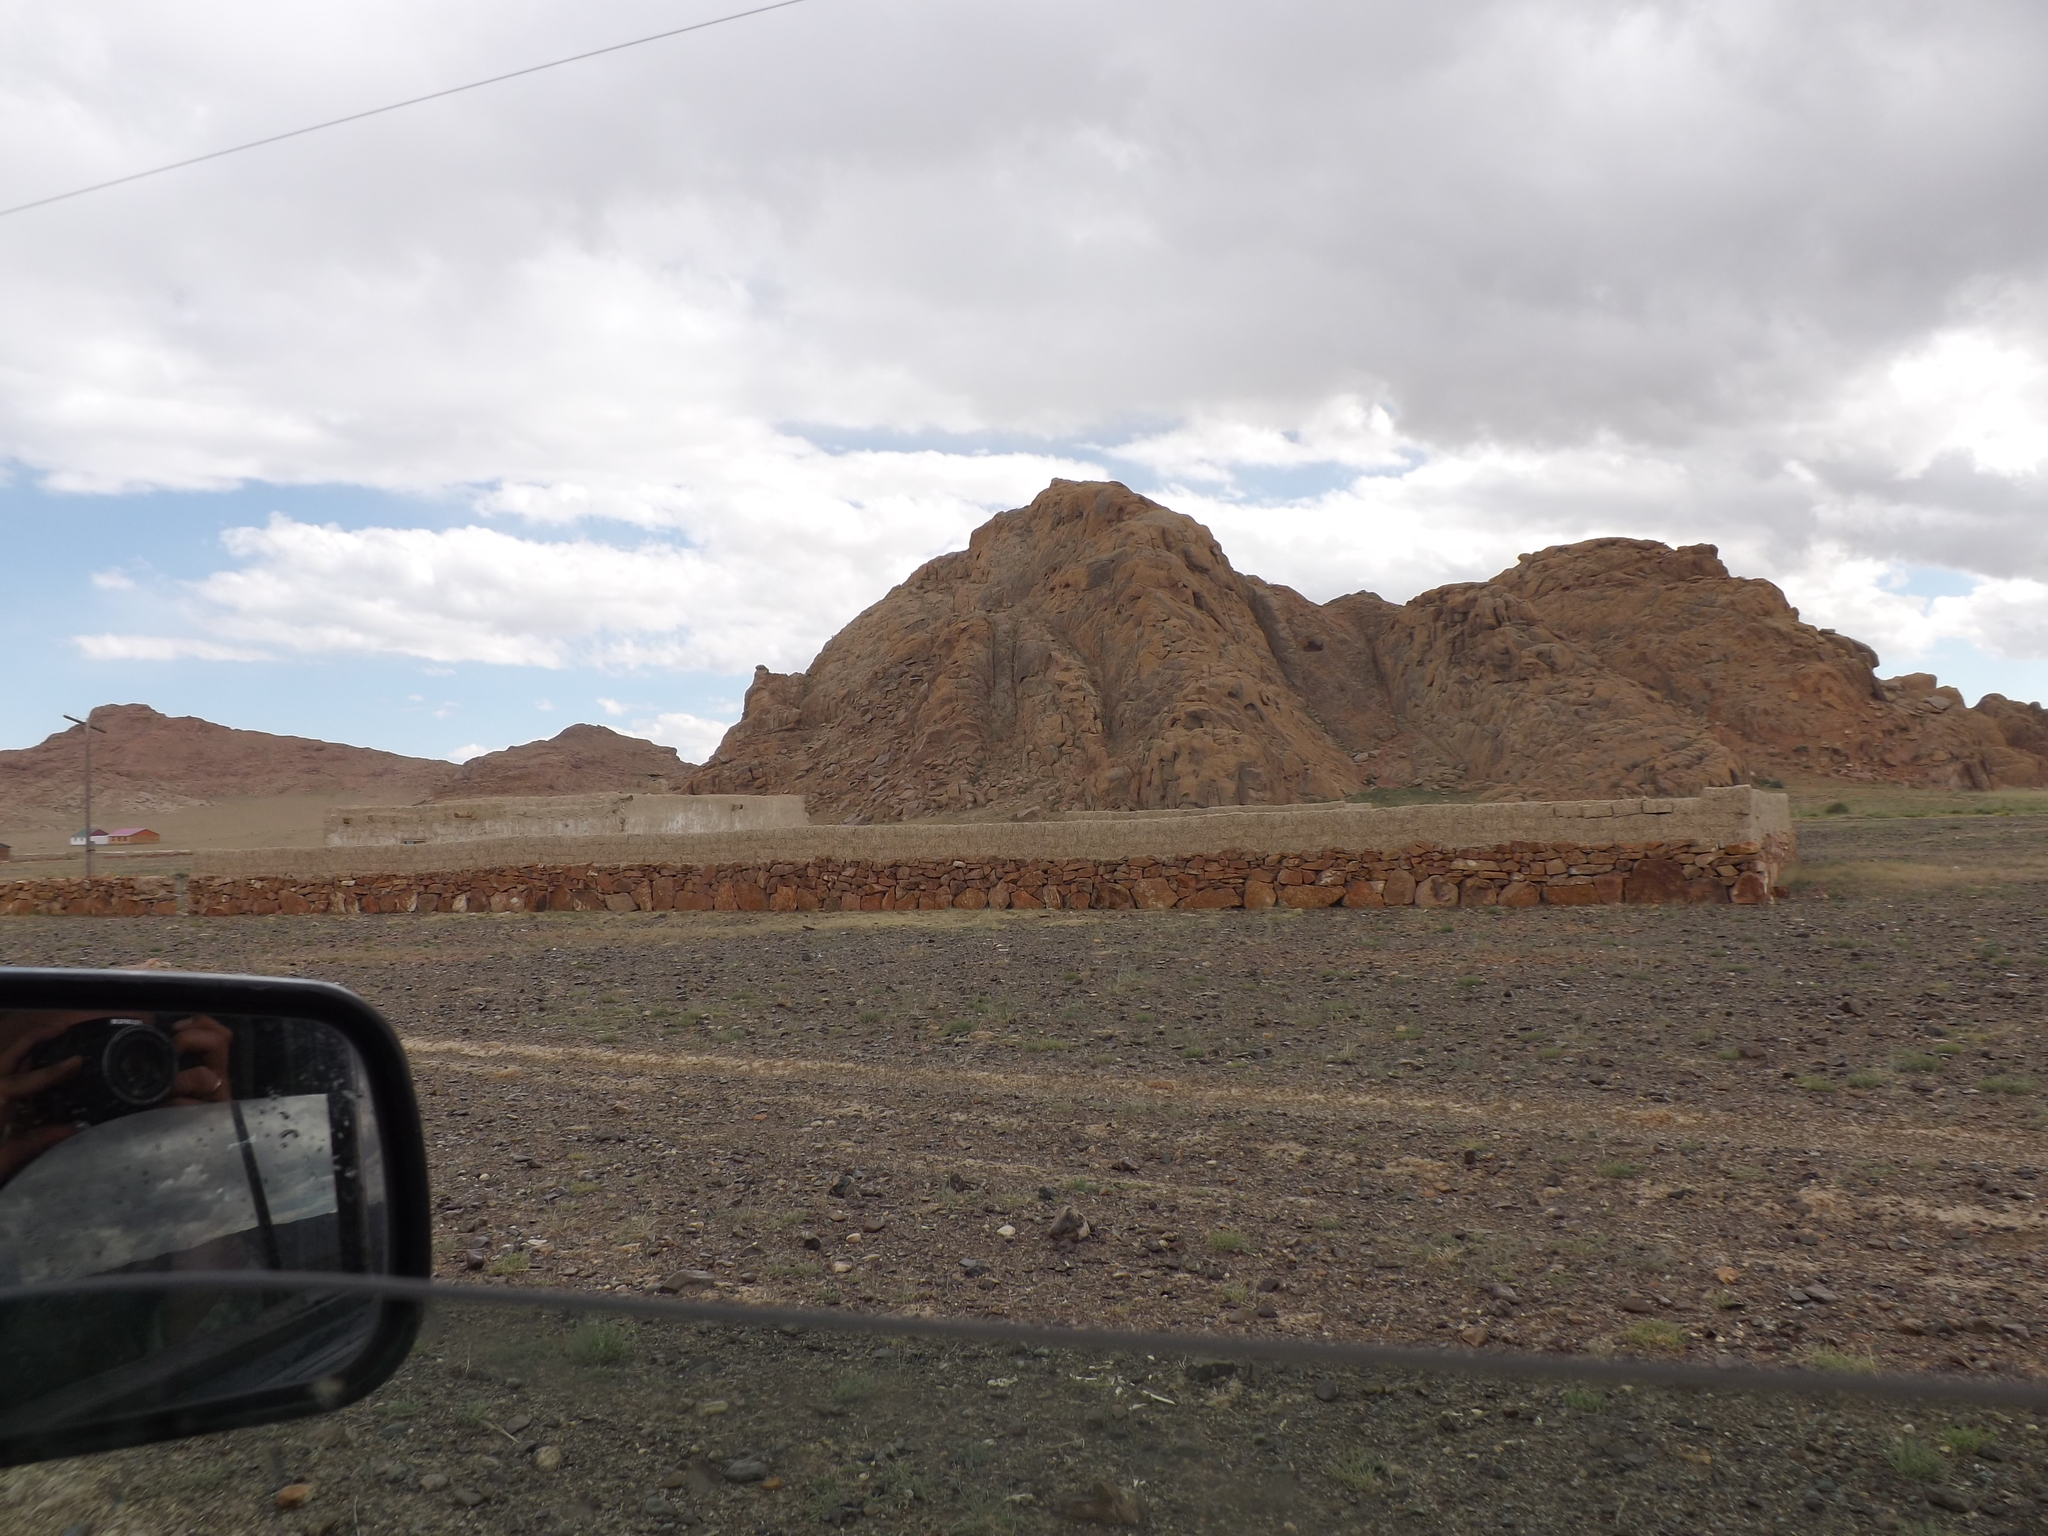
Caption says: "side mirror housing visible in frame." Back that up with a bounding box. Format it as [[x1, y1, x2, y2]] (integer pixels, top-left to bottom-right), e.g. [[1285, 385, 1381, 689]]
[[0, 968, 431, 1466]]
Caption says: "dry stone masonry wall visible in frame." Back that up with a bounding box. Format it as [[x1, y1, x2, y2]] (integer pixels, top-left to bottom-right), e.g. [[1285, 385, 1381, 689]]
[[1, 834, 1786, 918]]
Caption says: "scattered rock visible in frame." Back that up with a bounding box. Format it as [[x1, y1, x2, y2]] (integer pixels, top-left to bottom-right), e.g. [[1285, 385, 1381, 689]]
[[960, 1257, 990, 1277], [451, 1489, 485, 1509], [1458, 1323, 1490, 1347], [419, 1473, 451, 1491], [1926, 1487, 1974, 1514], [1619, 1297, 1656, 1314], [1048, 1206, 1092, 1242], [1313, 1380, 1343, 1402], [533, 1446, 563, 1473], [275, 1483, 314, 1511], [724, 1456, 770, 1484], [659, 1269, 718, 1293]]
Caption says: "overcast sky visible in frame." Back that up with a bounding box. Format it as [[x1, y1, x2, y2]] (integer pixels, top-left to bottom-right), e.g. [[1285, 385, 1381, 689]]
[[4, 0, 2046, 763]]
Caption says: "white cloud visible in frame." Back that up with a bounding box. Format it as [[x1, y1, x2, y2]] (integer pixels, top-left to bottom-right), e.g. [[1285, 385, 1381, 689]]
[[10, 1, 2048, 709], [89, 568, 136, 590], [628, 710, 737, 765], [72, 634, 266, 661], [444, 742, 500, 763], [594, 697, 628, 716]]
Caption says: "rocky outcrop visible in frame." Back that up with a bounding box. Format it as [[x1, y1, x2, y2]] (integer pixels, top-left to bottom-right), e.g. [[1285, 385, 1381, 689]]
[[0, 704, 459, 814], [686, 481, 2048, 819], [435, 724, 693, 799], [1495, 539, 2048, 790]]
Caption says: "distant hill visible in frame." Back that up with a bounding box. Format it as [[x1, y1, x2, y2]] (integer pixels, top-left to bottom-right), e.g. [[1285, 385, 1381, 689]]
[[432, 724, 693, 799], [0, 704, 459, 816], [683, 478, 2048, 819], [0, 710, 697, 825]]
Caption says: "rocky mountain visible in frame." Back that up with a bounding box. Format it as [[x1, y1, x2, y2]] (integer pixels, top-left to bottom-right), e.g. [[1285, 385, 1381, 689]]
[[0, 704, 460, 815], [433, 724, 693, 799], [683, 479, 2048, 819]]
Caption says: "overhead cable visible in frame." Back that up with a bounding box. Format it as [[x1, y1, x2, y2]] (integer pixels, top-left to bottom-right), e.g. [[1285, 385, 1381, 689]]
[[0, 0, 817, 220]]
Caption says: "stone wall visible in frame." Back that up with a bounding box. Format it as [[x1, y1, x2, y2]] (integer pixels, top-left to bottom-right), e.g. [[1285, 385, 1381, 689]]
[[210, 785, 1789, 882], [0, 833, 1786, 917], [0, 874, 179, 917], [324, 792, 808, 848]]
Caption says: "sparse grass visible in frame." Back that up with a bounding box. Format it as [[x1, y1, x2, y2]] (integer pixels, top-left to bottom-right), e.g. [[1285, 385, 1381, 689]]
[[856, 1010, 883, 1024], [1220, 1280, 1249, 1304], [1454, 975, 1482, 992], [1597, 1161, 1640, 1180], [1941, 1426, 1994, 1455], [1846, 1070, 1887, 1089], [942, 1019, 975, 1036], [1824, 801, 1851, 815], [1885, 1437, 1946, 1481], [568, 1180, 601, 1196], [832, 1372, 883, 1405], [1538, 1045, 1565, 1060], [1020, 1036, 1072, 1052], [1931, 1041, 1964, 1056], [1393, 1025, 1424, 1041], [1803, 1347, 1879, 1374], [1207, 1229, 1251, 1254], [484, 1251, 529, 1277], [1620, 1319, 1687, 1352], [1064, 1177, 1101, 1194], [1894, 1051, 1943, 1074], [567, 1320, 632, 1366], [1327, 1450, 1396, 1494], [1561, 1387, 1607, 1412], [1982, 1075, 2035, 1096], [1795, 1075, 1838, 1093]]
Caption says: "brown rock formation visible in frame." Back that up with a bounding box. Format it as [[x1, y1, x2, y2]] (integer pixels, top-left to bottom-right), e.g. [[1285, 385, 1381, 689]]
[[687, 481, 2048, 819], [0, 704, 459, 815], [1495, 539, 2048, 789], [435, 724, 693, 799]]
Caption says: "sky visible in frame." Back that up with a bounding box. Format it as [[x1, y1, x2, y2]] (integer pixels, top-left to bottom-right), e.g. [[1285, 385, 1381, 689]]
[[4, 0, 2047, 763]]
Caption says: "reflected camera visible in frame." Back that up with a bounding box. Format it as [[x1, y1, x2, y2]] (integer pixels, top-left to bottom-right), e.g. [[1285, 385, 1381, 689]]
[[26, 1016, 179, 1123]]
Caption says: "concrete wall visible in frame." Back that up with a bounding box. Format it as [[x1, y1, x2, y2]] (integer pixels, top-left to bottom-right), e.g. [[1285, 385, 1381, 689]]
[[215, 786, 1789, 881], [323, 793, 809, 848]]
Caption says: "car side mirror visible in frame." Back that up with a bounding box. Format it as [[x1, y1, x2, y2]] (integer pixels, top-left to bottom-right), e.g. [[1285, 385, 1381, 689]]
[[0, 968, 430, 1467]]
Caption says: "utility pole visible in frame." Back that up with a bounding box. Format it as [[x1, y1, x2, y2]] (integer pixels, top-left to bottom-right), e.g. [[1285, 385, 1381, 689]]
[[63, 711, 107, 878]]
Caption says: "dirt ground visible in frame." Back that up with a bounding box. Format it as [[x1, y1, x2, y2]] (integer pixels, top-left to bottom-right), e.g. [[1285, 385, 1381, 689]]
[[11, 1294, 2046, 1536], [4, 812, 2047, 1383]]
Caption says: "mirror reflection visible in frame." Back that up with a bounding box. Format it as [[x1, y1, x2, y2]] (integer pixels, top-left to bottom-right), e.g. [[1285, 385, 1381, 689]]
[[0, 1009, 399, 1449], [0, 1009, 388, 1283]]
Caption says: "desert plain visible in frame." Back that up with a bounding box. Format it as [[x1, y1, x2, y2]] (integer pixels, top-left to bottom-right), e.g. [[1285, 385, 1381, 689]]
[[4, 800, 2046, 1378], [9, 800, 2048, 1535]]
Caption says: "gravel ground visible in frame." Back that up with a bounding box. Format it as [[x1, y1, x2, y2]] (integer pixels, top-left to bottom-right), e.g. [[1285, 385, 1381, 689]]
[[3, 813, 2046, 1382], [6, 1296, 2046, 1536]]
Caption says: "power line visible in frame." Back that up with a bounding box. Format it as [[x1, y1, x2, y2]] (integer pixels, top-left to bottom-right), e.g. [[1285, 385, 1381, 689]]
[[0, 0, 818, 221]]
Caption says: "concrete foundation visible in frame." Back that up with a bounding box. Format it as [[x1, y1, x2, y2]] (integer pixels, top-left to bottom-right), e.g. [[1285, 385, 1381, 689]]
[[323, 793, 809, 848]]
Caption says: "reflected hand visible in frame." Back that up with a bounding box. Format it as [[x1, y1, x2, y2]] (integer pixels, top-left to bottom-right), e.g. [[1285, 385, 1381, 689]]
[[170, 1014, 232, 1106], [0, 1018, 83, 1181]]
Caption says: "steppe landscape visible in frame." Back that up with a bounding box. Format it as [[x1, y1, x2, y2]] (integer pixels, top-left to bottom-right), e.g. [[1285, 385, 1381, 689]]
[[7, 806, 2047, 1376], [9, 484, 2048, 1533]]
